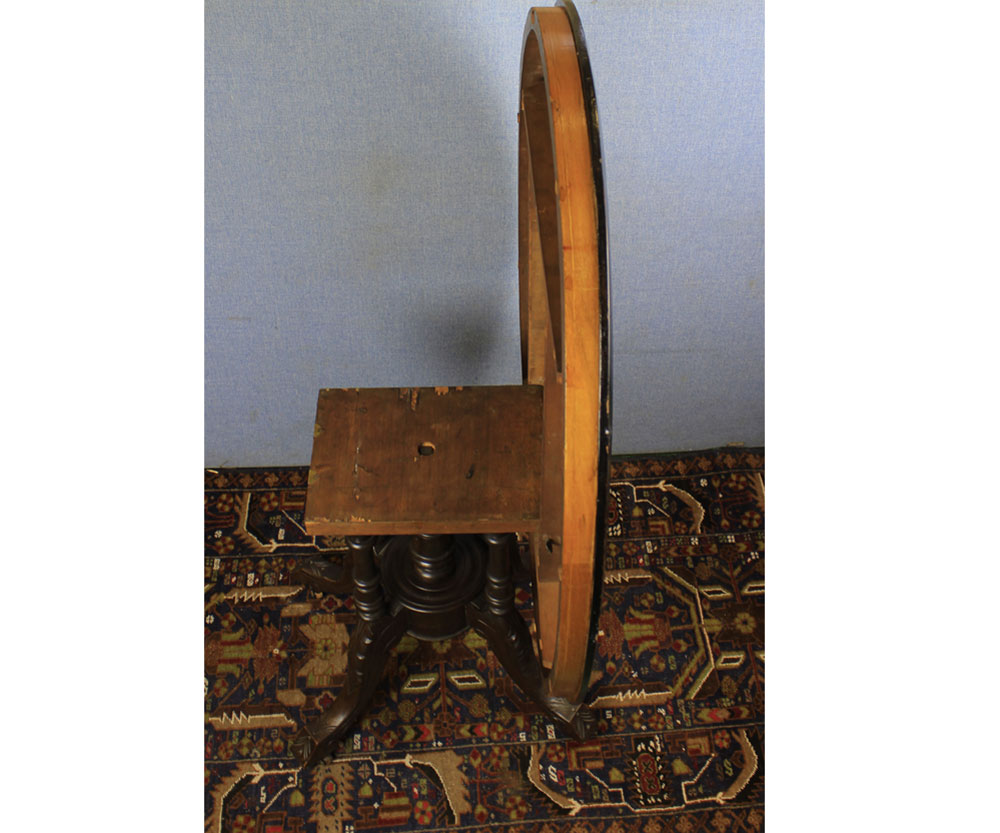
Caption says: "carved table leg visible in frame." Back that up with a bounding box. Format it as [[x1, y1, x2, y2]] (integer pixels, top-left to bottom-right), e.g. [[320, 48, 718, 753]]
[[290, 552, 354, 595], [291, 536, 407, 767], [468, 533, 595, 740]]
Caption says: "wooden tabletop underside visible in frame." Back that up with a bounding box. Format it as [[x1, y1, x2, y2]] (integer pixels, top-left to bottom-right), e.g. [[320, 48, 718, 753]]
[[304, 385, 544, 536]]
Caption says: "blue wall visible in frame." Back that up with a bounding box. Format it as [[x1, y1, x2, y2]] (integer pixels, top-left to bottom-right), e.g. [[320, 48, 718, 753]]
[[206, 0, 763, 466]]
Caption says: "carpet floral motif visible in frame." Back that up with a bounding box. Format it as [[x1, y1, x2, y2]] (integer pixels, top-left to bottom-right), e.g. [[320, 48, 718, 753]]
[[205, 447, 764, 832]]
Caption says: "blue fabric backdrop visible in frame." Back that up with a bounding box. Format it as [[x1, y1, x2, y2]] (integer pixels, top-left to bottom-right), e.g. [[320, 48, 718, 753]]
[[206, 0, 763, 465]]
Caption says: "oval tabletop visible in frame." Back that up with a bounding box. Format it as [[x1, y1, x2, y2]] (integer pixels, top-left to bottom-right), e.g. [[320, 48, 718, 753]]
[[518, 0, 611, 703]]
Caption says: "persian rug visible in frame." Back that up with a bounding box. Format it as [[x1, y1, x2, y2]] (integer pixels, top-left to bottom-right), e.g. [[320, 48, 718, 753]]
[[205, 447, 764, 833]]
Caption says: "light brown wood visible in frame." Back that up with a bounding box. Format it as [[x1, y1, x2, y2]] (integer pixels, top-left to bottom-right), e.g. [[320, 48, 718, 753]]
[[518, 111, 551, 386], [304, 386, 543, 536], [519, 5, 604, 700]]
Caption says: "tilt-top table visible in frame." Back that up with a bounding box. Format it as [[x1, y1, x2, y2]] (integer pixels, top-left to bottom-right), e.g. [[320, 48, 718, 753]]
[[290, 0, 611, 767]]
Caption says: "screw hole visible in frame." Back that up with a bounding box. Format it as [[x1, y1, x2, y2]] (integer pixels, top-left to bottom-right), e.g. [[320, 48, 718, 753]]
[[418, 442, 436, 456]]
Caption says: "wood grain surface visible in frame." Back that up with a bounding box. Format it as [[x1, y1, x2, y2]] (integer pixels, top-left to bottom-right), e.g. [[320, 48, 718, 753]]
[[519, 4, 604, 700], [304, 386, 543, 536]]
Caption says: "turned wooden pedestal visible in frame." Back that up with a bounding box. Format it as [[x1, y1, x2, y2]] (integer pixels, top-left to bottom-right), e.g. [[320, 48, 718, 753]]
[[290, 533, 592, 767]]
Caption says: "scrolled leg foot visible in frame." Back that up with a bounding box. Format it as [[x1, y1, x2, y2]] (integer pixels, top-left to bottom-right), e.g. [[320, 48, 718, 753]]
[[540, 693, 595, 741], [290, 553, 353, 594], [290, 725, 321, 768], [470, 604, 594, 740]]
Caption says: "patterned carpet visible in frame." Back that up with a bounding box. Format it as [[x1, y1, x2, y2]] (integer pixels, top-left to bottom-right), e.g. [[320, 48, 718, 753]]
[[205, 447, 764, 833]]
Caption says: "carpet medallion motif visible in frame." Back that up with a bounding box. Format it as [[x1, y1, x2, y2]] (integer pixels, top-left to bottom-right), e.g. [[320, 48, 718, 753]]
[[205, 448, 764, 832]]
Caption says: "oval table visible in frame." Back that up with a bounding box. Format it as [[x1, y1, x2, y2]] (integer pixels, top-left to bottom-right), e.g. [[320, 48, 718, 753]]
[[291, 0, 611, 767]]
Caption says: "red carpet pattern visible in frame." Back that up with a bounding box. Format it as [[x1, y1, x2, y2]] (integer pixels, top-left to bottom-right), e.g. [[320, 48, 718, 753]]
[[205, 448, 764, 832]]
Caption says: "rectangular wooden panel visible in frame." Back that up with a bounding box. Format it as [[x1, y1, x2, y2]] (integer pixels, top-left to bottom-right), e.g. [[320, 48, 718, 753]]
[[305, 385, 543, 535]]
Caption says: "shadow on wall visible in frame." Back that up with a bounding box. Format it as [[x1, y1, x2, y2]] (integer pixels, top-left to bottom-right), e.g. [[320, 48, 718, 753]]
[[330, 4, 515, 377], [206, 0, 519, 375], [206, 1, 527, 463]]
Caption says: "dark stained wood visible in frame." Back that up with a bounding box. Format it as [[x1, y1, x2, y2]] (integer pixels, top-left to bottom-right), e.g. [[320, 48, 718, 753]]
[[290, 536, 408, 767], [467, 533, 594, 741], [290, 533, 593, 767], [304, 385, 544, 536]]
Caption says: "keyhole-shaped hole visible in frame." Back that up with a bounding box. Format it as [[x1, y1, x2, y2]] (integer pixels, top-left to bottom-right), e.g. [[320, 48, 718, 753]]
[[418, 442, 436, 456]]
